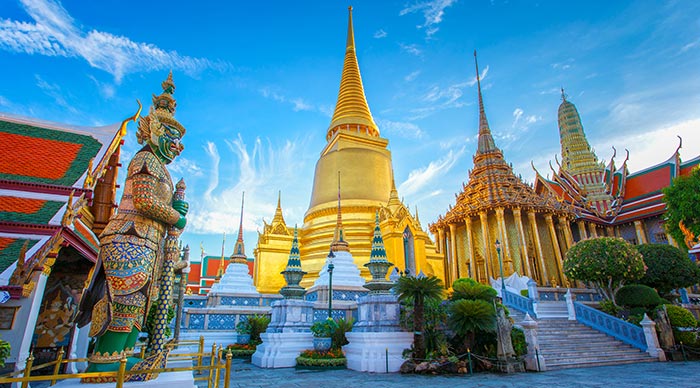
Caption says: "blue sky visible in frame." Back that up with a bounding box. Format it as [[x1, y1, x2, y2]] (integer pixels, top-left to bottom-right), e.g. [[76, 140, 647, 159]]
[[1, 0, 699, 262]]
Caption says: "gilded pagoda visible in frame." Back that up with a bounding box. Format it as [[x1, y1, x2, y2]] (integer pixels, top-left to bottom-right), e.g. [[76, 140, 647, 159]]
[[430, 53, 574, 287], [534, 91, 700, 246], [254, 7, 444, 292]]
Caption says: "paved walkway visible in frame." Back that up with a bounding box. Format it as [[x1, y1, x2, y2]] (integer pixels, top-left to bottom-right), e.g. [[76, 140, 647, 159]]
[[208, 360, 700, 388]]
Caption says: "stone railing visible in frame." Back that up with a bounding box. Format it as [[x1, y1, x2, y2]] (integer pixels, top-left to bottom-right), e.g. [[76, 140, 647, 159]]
[[573, 302, 647, 351], [503, 289, 537, 318], [537, 287, 602, 302]]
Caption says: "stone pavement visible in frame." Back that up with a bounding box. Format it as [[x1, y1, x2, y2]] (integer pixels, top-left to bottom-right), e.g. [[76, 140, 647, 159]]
[[206, 359, 700, 388]]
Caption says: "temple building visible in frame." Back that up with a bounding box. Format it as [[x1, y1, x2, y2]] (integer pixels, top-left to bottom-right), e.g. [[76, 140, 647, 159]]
[[533, 90, 700, 247], [0, 110, 131, 371], [254, 7, 444, 293], [429, 53, 575, 287]]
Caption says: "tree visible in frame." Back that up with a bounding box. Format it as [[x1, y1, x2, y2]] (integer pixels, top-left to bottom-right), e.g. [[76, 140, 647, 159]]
[[663, 167, 700, 250], [637, 244, 700, 296], [393, 275, 444, 360], [451, 278, 497, 303], [563, 237, 645, 305]]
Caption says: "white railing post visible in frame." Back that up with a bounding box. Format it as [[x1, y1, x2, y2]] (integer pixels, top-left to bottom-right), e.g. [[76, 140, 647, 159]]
[[641, 314, 666, 361], [520, 313, 546, 371], [564, 289, 576, 321]]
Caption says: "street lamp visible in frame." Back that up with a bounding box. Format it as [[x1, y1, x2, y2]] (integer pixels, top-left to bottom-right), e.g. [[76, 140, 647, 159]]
[[327, 251, 335, 319], [495, 239, 505, 292]]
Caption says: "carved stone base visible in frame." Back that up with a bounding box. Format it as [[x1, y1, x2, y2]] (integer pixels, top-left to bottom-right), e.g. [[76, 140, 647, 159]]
[[344, 332, 413, 373]]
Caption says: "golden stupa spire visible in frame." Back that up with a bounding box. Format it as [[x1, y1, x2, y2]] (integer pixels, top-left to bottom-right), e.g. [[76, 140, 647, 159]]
[[327, 6, 379, 141], [216, 232, 226, 279], [230, 192, 247, 264], [331, 171, 349, 252], [474, 50, 498, 154], [272, 190, 286, 225]]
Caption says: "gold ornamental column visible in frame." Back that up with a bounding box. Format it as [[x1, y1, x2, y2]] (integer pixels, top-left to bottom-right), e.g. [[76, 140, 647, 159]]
[[588, 223, 599, 238], [545, 214, 565, 285], [479, 211, 492, 281], [562, 218, 575, 249], [448, 223, 459, 281], [634, 220, 648, 244], [464, 217, 476, 281], [513, 208, 531, 278], [528, 211, 547, 284], [577, 220, 588, 240], [495, 208, 513, 274], [437, 228, 449, 284], [667, 233, 679, 247], [437, 228, 445, 254], [605, 226, 615, 237]]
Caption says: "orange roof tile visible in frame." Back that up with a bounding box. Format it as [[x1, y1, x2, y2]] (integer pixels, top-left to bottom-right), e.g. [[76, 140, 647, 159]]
[[0, 197, 47, 214], [0, 132, 82, 180]]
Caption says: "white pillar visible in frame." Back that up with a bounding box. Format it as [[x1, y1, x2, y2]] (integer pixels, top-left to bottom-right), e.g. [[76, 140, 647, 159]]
[[13, 272, 48, 386], [520, 314, 546, 371], [564, 289, 576, 321], [641, 314, 666, 361]]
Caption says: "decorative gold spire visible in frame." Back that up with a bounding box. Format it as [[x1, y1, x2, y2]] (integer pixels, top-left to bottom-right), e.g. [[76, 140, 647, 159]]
[[327, 6, 379, 141], [272, 190, 285, 225], [474, 50, 497, 154], [331, 171, 349, 252], [216, 232, 226, 279], [230, 192, 247, 264]]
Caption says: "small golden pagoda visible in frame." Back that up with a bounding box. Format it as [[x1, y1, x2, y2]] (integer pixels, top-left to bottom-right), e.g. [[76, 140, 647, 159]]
[[430, 53, 575, 287], [254, 7, 444, 292]]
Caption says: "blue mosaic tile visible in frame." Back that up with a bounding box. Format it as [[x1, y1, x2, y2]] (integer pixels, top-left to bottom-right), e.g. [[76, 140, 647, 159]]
[[184, 298, 206, 308], [207, 314, 236, 330], [220, 296, 260, 306], [332, 290, 367, 301], [313, 309, 346, 322], [188, 314, 205, 330], [305, 291, 318, 302]]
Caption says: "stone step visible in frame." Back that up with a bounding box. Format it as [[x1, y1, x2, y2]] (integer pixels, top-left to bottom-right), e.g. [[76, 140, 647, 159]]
[[540, 343, 637, 352], [542, 348, 646, 358], [545, 353, 652, 365], [547, 357, 655, 370]]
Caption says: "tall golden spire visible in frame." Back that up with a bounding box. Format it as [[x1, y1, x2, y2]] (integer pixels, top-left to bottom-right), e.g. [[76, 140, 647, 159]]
[[230, 192, 247, 264], [327, 6, 379, 141], [331, 171, 349, 252], [216, 232, 226, 279], [474, 50, 498, 154], [272, 190, 285, 225]]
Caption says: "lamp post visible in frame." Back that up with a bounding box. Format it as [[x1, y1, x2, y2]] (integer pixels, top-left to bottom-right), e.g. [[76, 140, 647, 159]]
[[495, 239, 505, 292], [328, 253, 335, 319]]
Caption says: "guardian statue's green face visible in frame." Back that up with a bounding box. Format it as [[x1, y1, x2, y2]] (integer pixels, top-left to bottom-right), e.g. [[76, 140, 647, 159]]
[[153, 123, 184, 164]]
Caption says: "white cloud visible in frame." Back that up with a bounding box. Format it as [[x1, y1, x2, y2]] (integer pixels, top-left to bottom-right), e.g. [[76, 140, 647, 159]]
[[410, 80, 469, 119], [87, 75, 115, 99], [399, 43, 422, 56], [399, 146, 466, 197], [34, 74, 78, 114], [376, 118, 424, 139], [551, 58, 574, 70], [680, 38, 700, 53], [374, 29, 388, 39], [259, 87, 315, 112], [188, 134, 312, 236], [467, 65, 489, 87], [400, 0, 457, 37], [512, 107, 541, 129], [0, 0, 229, 82], [404, 70, 421, 82], [169, 157, 204, 178]]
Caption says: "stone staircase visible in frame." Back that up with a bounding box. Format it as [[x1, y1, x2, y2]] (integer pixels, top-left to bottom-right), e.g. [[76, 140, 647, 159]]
[[537, 319, 655, 370], [509, 302, 656, 370]]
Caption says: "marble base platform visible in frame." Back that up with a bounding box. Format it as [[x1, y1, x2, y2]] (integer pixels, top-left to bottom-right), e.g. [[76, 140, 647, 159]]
[[344, 332, 413, 373], [251, 332, 313, 368], [178, 330, 237, 351]]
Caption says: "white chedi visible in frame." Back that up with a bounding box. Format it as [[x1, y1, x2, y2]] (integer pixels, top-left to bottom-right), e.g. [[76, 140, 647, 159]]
[[312, 250, 365, 288]]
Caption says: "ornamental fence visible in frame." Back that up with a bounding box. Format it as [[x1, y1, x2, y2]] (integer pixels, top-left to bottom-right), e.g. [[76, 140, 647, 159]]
[[0, 336, 232, 388], [573, 302, 647, 351]]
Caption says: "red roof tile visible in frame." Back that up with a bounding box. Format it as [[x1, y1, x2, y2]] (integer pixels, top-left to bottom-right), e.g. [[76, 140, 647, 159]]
[[0, 197, 47, 214], [0, 132, 82, 180]]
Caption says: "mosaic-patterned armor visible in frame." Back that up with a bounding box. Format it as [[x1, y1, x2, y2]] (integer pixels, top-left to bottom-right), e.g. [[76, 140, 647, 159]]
[[77, 73, 187, 374]]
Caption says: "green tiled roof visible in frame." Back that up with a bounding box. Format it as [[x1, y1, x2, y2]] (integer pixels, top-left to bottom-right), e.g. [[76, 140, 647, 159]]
[[0, 238, 40, 274]]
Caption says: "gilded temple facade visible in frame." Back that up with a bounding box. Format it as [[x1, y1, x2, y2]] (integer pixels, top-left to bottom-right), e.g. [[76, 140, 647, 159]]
[[254, 8, 444, 293], [534, 91, 700, 247], [430, 54, 575, 287]]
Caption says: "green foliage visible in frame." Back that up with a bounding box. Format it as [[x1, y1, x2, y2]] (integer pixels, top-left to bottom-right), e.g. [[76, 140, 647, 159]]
[[448, 299, 496, 338], [599, 299, 621, 316], [615, 284, 664, 309], [393, 275, 444, 360], [662, 167, 700, 251], [331, 318, 354, 350], [296, 348, 346, 367], [451, 278, 497, 303], [310, 318, 338, 338], [235, 319, 252, 334], [564, 237, 645, 304], [637, 244, 700, 295], [511, 327, 527, 356], [666, 305, 698, 345], [145, 303, 176, 340], [0, 338, 10, 368], [248, 315, 270, 343], [400, 298, 449, 357], [520, 289, 529, 298]]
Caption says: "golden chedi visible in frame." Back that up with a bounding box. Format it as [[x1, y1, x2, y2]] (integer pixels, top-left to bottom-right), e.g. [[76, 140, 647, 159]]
[[254, 7, 444, 292]]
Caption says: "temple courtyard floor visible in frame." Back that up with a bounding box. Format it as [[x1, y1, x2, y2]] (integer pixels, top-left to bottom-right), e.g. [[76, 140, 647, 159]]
[[210, 360, 700, 388]]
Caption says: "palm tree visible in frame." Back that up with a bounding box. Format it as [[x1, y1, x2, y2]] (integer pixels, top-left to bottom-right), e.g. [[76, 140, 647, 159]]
[[448, 299, 496, 352], [393, 275, 444, 360]]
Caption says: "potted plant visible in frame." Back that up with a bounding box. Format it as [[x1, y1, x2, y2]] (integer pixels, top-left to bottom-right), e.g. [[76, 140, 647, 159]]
[[310, 319, 337, 352], [236, 319, 252, 345]]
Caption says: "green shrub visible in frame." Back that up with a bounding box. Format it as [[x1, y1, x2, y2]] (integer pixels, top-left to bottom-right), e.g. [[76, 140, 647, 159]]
[[511, 327, 527, 356], [296, 348, 346, 367], [0, 338, 10, 368], [520, 289, 529, 298], [247, 315, 270, 343], [599, 299, 621, 316], [311, 318, 338, 338], [236, 319, 251, 334], [666, 305, 698, 345], [615, 284, 664, 309], [451, 279, 497, 303], [331, 318, 354, 349], [637, 244, 700, 296], [145, 304, 176, 340]]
